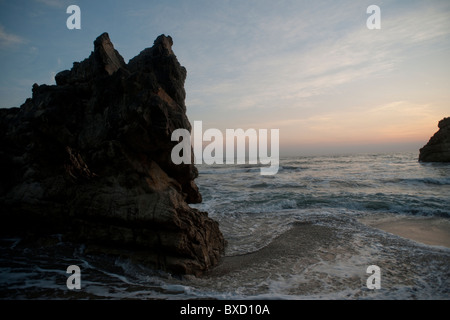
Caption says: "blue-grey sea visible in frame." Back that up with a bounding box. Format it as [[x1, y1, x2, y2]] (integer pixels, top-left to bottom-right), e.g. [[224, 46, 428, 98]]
[[1, 152, 449, 299]]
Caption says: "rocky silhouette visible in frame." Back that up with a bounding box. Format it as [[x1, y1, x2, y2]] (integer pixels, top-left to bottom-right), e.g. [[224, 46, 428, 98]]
[[419, 117, 450, 162], [0, 33, 225, 275]]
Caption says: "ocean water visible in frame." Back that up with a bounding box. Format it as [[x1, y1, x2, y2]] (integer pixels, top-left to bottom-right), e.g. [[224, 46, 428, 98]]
[[1, 152, 449, 299]]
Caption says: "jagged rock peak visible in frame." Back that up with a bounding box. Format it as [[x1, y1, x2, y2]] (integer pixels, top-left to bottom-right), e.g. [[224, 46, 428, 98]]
[[93, 32, 127, 75], [154, 34, 174, 55], [128, 34, 187, 110], [55, 32, 126, 85]]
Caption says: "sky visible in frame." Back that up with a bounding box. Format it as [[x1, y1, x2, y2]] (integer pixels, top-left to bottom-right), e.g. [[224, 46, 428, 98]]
[[0, 0, 449, 156]]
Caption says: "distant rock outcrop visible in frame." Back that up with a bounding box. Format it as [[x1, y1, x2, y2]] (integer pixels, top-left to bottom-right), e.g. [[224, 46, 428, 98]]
[[0, 33, 225, 275], [419, 117, 450, 162]]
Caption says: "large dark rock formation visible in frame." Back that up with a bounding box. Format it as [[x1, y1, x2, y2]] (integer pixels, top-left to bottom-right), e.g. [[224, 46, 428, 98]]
[[419, 117, 450, 162], [0, 33, 225, 275]]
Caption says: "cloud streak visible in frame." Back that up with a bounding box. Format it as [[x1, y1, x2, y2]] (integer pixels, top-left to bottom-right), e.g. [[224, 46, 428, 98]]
[[34, 0, 65, 8], [0, 25, 25, 48], [185, 0, 450, 119]]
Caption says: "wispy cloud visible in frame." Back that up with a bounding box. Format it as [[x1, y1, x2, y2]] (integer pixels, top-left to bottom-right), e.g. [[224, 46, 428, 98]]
[[34, 0, 65, 8], [0, 25, 25, 48], [187, 1, 450, 116]]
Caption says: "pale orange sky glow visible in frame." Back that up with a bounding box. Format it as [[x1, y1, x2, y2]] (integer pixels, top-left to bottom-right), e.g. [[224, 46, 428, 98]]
[[279, 101, 446, 147]]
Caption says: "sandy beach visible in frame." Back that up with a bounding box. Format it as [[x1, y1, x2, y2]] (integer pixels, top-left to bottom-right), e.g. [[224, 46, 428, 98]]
[[195, 215, 450, 299], [359, 215, 450, 248]]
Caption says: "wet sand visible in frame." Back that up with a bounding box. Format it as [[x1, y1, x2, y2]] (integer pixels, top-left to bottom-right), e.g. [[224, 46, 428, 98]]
[[208, 222, 336, 276], [358, 215, 450, 248], [199, 216, 450, 299]]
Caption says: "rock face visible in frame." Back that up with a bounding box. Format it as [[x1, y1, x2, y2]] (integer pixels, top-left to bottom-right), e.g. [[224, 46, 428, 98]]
[[0, 33, 225, 275], [419, 117, 450, 162]]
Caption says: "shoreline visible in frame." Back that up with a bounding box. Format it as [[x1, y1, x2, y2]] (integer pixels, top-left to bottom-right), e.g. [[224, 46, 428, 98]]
[[358, 214, 450, 248], [2, 213, 449, 299], [201, 214, 450, 299]]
